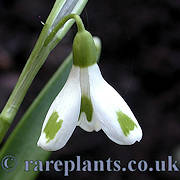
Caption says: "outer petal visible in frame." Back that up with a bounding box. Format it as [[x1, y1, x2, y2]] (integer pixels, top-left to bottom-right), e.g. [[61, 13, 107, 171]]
[[88, 64, 142, 145], [77, 67, 101, 132], [37, 65, 81, 151]]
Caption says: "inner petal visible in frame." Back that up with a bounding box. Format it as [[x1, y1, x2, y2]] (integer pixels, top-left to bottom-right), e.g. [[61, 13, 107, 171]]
[[77, 67, 101, 132]]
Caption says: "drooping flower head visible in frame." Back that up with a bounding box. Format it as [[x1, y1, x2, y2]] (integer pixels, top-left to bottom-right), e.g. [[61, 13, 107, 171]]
[[37, 15, 142, 151]]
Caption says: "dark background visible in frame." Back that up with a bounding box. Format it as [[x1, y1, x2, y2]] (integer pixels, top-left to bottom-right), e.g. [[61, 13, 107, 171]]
[[0, 0, 180, 179]]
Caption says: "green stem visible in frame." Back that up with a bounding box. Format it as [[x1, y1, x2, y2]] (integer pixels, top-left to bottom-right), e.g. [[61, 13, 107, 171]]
[[0, 1, 65, 137], [44, 14, 85, 46], [0, 1, 88, 143]]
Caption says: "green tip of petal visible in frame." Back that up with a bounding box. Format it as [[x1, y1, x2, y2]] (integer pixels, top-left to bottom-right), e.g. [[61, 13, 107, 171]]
[[73, 30, 97, 67], [116, 111, 137, 136], [79, 95, 93, 122], [43, 111, 63, 143]]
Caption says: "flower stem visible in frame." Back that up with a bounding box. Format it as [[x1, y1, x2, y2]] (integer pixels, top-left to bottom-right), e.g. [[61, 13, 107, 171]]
[[44, 14, 85, 47]]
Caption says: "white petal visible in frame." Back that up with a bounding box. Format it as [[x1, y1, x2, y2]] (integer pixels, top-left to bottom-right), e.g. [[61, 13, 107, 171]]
[[77, 67, 101, 132], [88, 64, 142, 145], [37, 65, 81, 151]]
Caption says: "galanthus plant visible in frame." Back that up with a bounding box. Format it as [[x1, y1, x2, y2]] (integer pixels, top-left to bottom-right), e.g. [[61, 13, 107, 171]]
[[0, 0, 142, 179], [37, 14, 142, 151]]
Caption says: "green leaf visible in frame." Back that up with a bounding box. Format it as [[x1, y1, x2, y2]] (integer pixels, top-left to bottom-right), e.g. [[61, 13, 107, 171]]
[[0, 54, 72, 180]]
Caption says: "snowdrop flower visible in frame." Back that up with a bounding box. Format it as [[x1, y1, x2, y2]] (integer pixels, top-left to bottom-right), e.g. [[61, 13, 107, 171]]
[[37, 27, 142, 151]]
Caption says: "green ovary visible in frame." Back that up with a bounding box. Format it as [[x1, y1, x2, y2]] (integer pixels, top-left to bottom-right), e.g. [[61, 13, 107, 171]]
[[73, 30, 97, 67], [80, 95, 93, 122], [43, 111, 63, 143], [116, 111, 137, 136]]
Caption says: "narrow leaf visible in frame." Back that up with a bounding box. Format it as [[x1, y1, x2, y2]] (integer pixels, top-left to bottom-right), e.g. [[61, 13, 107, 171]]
[[0, 54, 72, 180]]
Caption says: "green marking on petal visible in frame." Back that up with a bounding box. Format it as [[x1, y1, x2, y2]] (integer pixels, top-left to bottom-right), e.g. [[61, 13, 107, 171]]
[[43, 111, 63, 143], [116, 111, 137, 136], [79, 95, 93, 122]]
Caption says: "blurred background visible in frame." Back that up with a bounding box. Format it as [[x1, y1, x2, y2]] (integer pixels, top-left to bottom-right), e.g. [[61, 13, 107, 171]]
[[0, 0, 180, 179]]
